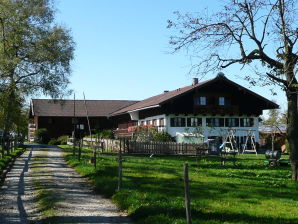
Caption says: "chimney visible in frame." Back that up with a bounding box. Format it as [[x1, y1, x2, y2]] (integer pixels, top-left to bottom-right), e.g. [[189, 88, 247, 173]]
[[217, 72, 225, 77], [192, 78, 198, 85]]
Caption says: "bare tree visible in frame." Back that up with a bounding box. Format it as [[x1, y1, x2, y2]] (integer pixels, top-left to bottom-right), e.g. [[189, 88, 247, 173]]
[[168, 0, 298, 180]]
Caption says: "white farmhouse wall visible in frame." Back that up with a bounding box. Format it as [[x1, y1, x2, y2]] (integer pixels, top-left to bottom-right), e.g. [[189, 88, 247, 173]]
[[137, 114, 260, 143], [138, 114, 167, 127], [166, 115, 260, 142]]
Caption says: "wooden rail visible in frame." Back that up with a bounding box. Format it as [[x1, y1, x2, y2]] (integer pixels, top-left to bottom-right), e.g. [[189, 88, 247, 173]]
[[128, 141, 207, 155], [82, 137, 208, 155]]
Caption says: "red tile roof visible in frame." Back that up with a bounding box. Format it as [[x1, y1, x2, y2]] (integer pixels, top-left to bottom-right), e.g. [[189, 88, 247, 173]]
[[31, 99, 138, 117]]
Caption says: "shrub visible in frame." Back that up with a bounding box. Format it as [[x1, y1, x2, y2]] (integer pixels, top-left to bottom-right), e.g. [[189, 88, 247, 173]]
[[133, 127, 174, 142], [58, 135, 68, 145], [97, 130, 114, 139], [152, 131, 174, 142], [34, 128, 50, 144], [48, 138, 61, 145]]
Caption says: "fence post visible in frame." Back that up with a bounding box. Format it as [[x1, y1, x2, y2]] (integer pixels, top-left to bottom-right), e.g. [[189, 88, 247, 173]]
[[78, 139, 82, 161], [184, 163, 192, 224], [118, 153, 122, 191], [127, 139, 130, 153], [93, 144, 97, 169], [73, 137, 76, 156]]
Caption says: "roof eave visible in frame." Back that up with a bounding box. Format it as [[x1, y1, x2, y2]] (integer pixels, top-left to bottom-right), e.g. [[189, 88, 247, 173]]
[[109, 104, 161, 118], [127, 104, 160, 113]]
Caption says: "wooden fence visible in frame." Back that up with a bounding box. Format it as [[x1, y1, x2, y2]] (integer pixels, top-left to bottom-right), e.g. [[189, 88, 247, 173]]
[[83, 138, 121, 153], [82, 137, 208, 155], [127, 141, 208, 155]]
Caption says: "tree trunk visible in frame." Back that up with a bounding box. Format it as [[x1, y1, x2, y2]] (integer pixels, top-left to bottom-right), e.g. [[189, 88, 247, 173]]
[[287, 91, 298, 181]]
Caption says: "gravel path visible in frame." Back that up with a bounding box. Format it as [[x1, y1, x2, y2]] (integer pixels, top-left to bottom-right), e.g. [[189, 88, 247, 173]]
[[0, 146, 133, 224]]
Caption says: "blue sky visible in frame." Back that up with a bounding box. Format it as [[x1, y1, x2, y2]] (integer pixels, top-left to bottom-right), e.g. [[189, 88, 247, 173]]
[[54, 0, 286, 112]]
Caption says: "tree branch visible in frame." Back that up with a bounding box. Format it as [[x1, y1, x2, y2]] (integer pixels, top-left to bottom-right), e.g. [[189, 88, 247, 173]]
[[266, 72, 288, 86]]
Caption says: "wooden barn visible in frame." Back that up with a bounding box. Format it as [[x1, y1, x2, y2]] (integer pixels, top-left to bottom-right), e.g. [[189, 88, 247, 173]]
[[29, 99, 138, 140]]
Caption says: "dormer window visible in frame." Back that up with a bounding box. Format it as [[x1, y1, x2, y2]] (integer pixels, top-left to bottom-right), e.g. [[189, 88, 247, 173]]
[[194, 96, 206, 105], [219, 97, 225, 106]]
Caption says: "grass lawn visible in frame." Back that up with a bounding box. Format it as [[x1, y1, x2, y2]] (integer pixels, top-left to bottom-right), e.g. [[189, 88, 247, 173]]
[[61, 145, 298, 224]]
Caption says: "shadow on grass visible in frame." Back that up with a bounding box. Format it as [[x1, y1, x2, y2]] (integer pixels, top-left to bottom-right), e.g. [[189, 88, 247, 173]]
[[131, 205, 297, 224], [39, 215, 133, 223]]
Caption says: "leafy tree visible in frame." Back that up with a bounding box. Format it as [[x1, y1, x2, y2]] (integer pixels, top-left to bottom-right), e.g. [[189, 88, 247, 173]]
[[262, 107, 287, 126], [0, 0, 74, 149], [263, 109, 281, 126], [168, 0, 298, 180], [262, 108, 284, 151], [279, 110, 288, 124]]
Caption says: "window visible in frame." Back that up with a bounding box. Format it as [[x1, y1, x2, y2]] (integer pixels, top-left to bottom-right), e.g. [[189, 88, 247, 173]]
[[170, 117, 186, 127], [146, 120, 151, 125], [225, 118, 239, 127], [159, 118, 165, 127], [219, 97, 225, 106], [206, 118, 224, 127], [153, 119, 157, 126], [240, 118, 254, 127], [194, 96, 206, 105], [140, 121, 145, 126], [187, 117, 202, 127]]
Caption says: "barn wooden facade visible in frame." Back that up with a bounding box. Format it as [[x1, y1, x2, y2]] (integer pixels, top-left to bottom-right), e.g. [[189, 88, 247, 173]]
[[29, 99, 138, 139]]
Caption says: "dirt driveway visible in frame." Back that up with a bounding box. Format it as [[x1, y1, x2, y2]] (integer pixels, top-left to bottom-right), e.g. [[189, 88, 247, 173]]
[[0, 145, 133, 224]]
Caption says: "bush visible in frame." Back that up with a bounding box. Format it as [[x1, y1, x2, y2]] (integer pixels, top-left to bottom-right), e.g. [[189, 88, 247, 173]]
[[97, 130, 114, 139], [48, 138, 61, 145], [133, 127, 174, 142], [48, 136, 69, 145], [152, 131, 174, 142], [58, 135, 68, 145], [34, 128, 50, 144]]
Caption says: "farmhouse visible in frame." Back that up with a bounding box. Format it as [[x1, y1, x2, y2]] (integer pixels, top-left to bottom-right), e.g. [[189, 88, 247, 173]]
[[110, 73, 278, 144], [29, 73, 278, 144]]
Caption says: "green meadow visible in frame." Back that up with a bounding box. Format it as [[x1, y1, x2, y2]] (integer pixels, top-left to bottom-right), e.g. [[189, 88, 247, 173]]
[[61, 145, 298, 224]]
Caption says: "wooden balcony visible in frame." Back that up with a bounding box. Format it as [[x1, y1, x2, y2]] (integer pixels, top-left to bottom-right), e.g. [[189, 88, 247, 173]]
[[115, 121, 138, 138], [117, 121, 138, 129], [115, 122, 166, 138]]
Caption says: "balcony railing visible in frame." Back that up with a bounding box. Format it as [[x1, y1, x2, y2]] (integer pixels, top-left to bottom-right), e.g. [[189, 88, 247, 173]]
[[115, 123, 166, 138]]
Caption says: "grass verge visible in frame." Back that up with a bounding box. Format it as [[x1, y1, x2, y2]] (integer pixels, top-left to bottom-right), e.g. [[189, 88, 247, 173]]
[[61, 145, 298, 224], [31, 153, 58, 218], [0, 147, 26, 173]]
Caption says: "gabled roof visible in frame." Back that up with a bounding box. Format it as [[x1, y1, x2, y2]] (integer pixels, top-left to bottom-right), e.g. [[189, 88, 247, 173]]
[[111, 75, 279, 116], [30, 99, 138, 117], [110, 79, 210, 116]]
